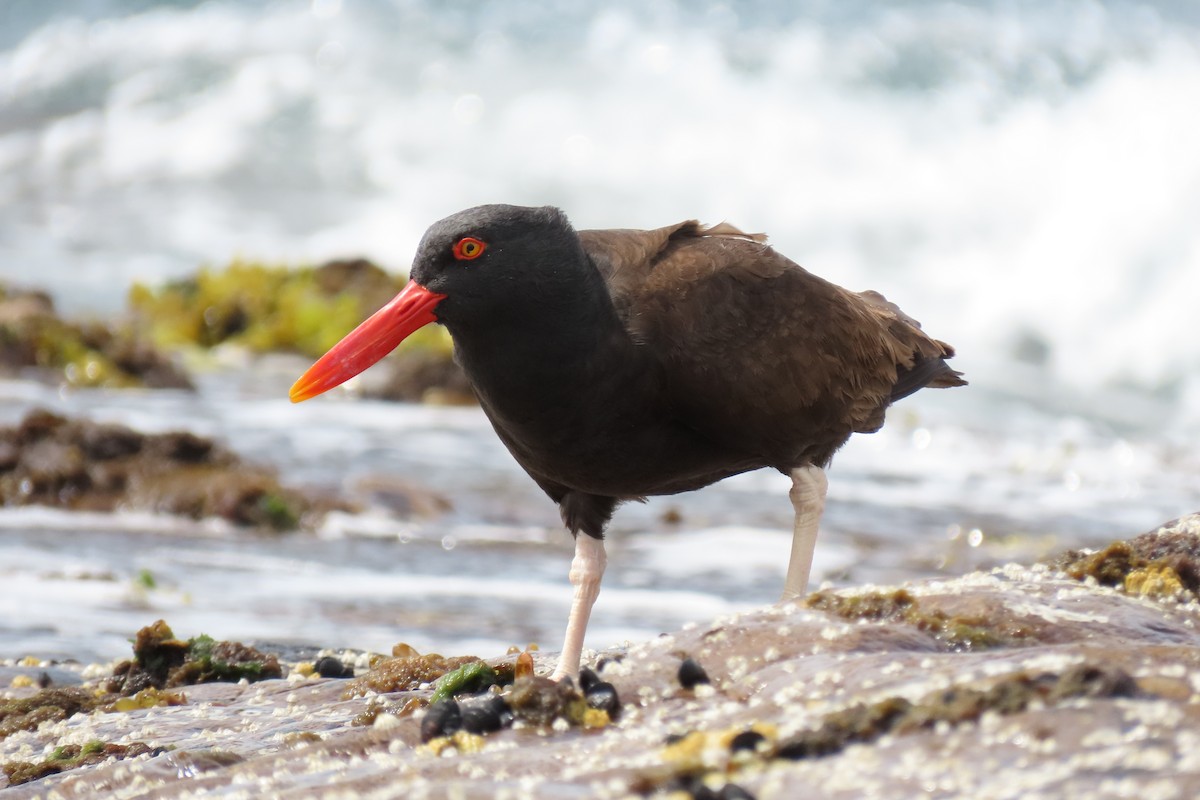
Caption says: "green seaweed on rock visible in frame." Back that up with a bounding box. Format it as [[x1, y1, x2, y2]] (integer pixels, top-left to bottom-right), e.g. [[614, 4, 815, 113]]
[[108, 620, 282, 696], [0, 409, 337, 530], [1049, 530, 1200, 601], [805, 588, 1030, 650], [128, 258, 452, 359], [2, 740, 165, 787], [774, 662, 1137, 760], [0, 284, 191, 389], [429, 661, 498, 704], [0, 688, 102, 742]]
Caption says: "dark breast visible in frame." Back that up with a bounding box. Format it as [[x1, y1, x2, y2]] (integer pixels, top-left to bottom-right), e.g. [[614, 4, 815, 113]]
[[466, 349, 768, 499]]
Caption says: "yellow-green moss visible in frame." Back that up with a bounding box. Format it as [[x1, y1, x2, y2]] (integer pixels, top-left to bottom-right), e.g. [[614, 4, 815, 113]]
[[128, 258, 453, 359], [0, 301, 190, 389], [805, 588, 1028, 651], [2, 740, 164, 786], [1050, 534, 1200, 602]]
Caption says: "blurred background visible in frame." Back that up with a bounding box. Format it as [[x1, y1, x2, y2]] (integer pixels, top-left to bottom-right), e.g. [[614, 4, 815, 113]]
[[1, 0, 1197, 662]]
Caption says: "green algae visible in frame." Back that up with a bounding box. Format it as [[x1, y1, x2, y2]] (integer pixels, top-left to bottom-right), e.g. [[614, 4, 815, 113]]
[[1050, 529, 1200, 601], [2, 740, 164, 786], [0, 409, 333, 530], [108, 620, 282, 696], [430, 661, 497, 704], [805, 588, 1029, 651], [775, 662, 1137, 760], [633, 663, 1139, 796], [0, 688, 102, 742], [128, 258, 451, 359], [343, 653, 481, 698], [0, 285, 191, 390]]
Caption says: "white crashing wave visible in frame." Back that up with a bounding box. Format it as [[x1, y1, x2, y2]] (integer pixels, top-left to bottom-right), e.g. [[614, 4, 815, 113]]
[[0, 1, 1198, 420]]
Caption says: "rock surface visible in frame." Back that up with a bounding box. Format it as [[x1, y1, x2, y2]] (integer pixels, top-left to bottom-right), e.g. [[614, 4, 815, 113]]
[[0, 409, 345, 529], [2, 515, 1199, 798], [0, 284, 191, 390]]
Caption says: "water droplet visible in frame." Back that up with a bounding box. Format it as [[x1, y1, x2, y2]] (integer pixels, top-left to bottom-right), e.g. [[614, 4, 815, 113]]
[[441, 535, 456, 551]]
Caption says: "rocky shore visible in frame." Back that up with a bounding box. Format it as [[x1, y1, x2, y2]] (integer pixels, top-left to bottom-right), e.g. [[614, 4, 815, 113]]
[[2, 261, 472, 404], [0, 409, 343, 530], [2, 514, 1198, 798]]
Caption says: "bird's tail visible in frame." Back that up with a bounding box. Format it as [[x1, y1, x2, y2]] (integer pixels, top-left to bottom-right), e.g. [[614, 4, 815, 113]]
[[854, 289, 967, 402], [891, 347, 967, 403]]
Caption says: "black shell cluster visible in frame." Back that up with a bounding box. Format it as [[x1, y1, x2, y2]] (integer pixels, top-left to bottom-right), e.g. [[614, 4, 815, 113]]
[[421, 694, 512, 742], [578, 666, 621, 717], [419, 665, 623, 743]]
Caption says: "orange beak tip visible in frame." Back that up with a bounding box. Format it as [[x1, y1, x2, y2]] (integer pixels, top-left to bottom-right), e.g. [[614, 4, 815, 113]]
[[284, 280, 446, 405]]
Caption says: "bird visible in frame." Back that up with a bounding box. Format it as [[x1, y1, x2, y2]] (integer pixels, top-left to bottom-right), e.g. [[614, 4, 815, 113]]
[[290, 204, 965, 680]]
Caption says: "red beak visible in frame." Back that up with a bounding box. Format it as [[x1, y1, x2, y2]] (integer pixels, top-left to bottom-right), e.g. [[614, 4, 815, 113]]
[[289, 280, 447, 403]]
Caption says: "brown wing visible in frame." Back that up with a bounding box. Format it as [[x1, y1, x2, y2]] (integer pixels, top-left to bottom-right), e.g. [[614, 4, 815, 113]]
[[580, 222, 965, 468]]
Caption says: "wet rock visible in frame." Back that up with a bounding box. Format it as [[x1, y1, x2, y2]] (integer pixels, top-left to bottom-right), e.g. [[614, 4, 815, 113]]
[[351, 475, 453, 518], [2, 741, 164, 787], [312, 259, 402, 313], [773, 663, 1137, 761], [107, 620, 282, 695], [368, 348, 475, 405], [0, 688, 100, 741], [3, 515, 1200, 797], [0, 409, 343, 529], [0, 282, 192, 390], [507, 675, 586, 727], [1049, 515, 1200, 601], [804, 586, 1032, 651], [344, 652, 480, 697]]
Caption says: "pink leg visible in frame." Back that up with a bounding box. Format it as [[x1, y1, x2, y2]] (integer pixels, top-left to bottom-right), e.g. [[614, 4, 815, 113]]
[[781, 465, 827, 602], [550, 534, 607, 681]]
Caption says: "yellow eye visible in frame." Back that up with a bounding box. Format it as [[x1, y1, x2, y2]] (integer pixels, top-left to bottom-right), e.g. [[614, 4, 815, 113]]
[[452, 237, 486, 260]]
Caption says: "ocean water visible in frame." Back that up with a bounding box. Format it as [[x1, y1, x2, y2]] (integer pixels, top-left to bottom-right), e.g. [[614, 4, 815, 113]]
[[1, 1, 1197, 663]]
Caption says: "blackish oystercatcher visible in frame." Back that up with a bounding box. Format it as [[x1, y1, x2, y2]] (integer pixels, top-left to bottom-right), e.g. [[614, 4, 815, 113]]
[[290, 204, 965, 679]]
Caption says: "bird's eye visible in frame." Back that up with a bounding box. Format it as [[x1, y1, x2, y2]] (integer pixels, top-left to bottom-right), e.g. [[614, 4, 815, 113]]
[[452, 237, 487, 261]]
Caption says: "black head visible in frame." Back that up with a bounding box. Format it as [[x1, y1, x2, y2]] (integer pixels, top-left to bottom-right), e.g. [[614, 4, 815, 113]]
[[289, 204, 598, 404], [410, 204, 590, 328]]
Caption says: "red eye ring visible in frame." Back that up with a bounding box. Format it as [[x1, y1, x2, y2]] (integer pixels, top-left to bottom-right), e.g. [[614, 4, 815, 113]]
[[452, 237, 487, 261]]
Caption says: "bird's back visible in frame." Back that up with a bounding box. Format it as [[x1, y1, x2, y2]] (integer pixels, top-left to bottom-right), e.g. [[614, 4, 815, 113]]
[[581, 221, 965, 470]]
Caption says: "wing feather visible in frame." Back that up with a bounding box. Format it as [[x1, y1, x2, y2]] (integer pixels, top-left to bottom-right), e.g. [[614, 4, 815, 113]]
[[580, 222, 964, 467]]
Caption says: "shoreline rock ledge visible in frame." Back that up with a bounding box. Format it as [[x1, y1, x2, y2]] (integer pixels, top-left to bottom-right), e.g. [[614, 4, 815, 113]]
[[3, 514, 1200, 799]]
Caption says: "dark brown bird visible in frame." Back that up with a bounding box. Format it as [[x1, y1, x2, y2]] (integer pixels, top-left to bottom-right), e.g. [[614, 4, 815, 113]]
[[290, 204, 965, 679]]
